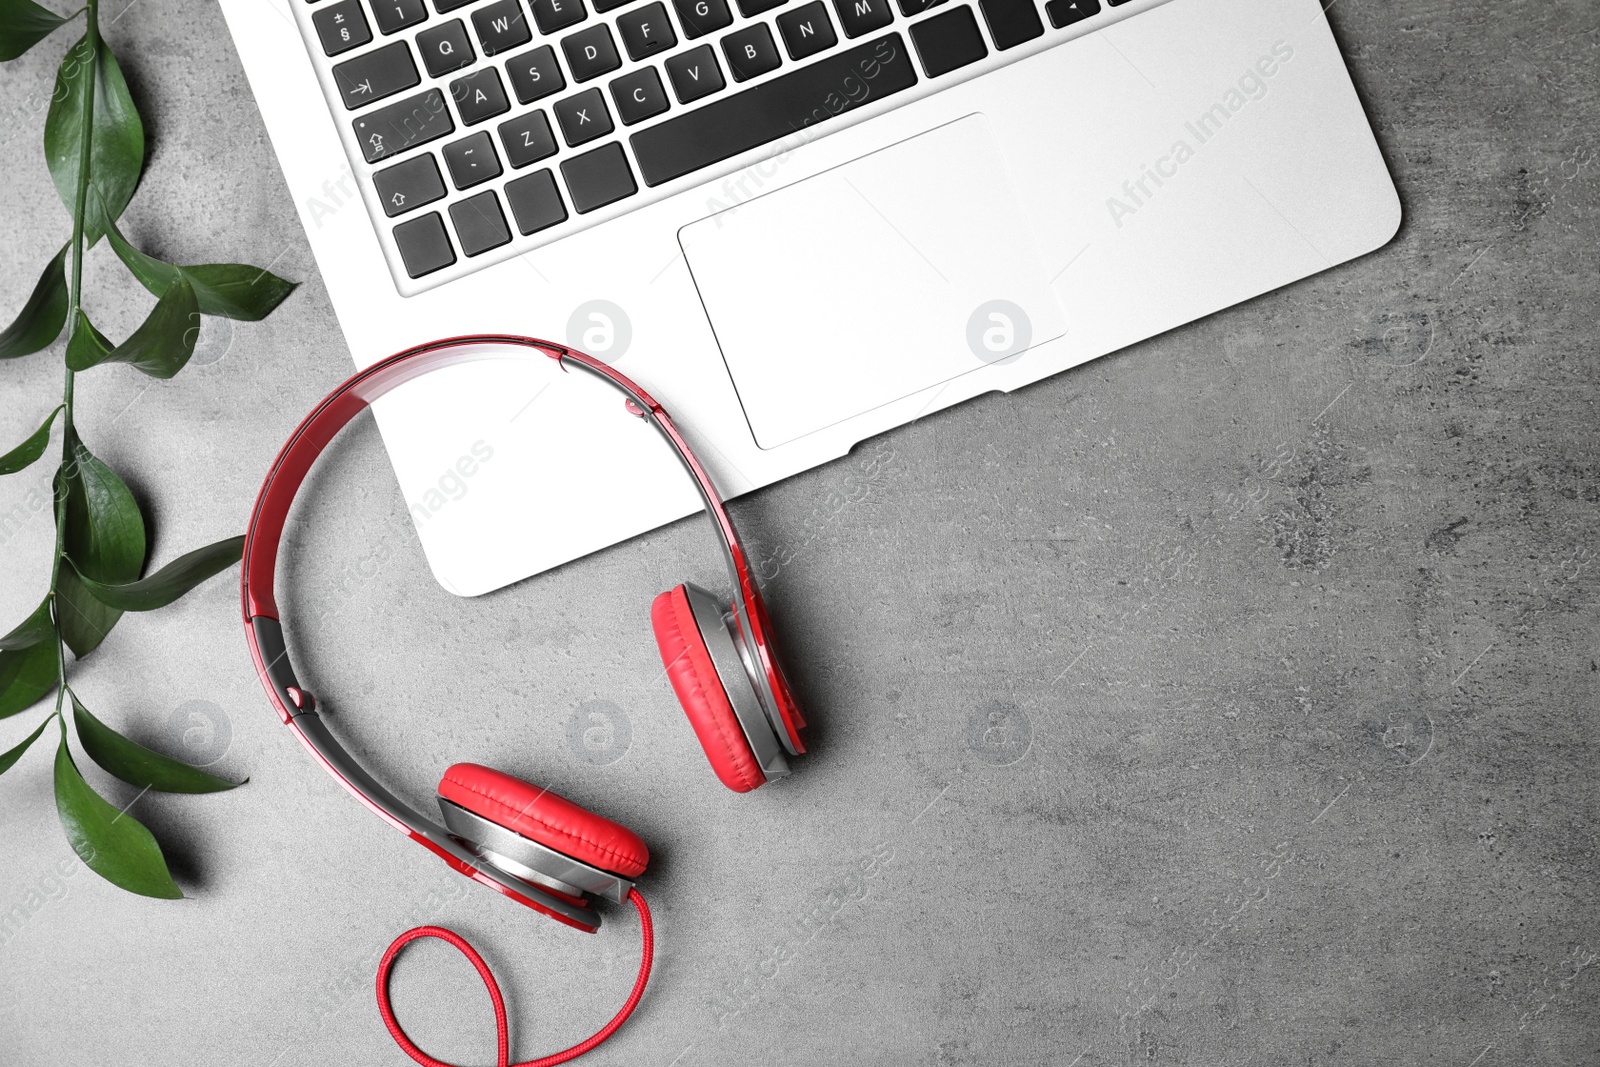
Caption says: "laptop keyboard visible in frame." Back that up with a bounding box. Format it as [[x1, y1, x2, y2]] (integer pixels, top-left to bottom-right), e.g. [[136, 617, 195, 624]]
[[296, 0, 1152, 291]]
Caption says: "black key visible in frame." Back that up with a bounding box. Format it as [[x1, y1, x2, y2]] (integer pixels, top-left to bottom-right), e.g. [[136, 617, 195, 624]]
[[417, 20, 474, 77], [672, 0, 732, 38], [352, 88, 455, 163], [737, 0, 783, 14], [665, 44, 724, 103], [617, 2, 676, 61], [908, 5, 984, 76], [832, 0, 891, 37], [393, 212, 455, 277], [332, 41, 420, 110], [776, 2, 835, 60], [442, 130, 503, 187], [722, 23, 780, 80], [610, 66, 669, 124], [505, 45, 565, 102], [473, 0, 532, 54], [897, 0, 945, 13], [313, 0, 371, 56], [371, 0, 427, 34], [553, 87, 614, 145], [563, 24, 621, 81], [977, 0, 1040, 49], [560, 142, 637, 213], [528, 0, 586, 33], [1043, 0, 1095, 26], [434, 0, 476, 11], [498, 111, 558, 166], [449, 191, 513, 255], [504, 169, 568, 233], [372, 153, 447, 216], [632, 33, 914, 186], [592, 0, 628, 10], [450, 67, 511, 123]]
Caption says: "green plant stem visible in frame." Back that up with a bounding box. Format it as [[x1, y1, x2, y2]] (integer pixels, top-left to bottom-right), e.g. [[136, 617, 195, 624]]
[[50, 0, 99, 724]]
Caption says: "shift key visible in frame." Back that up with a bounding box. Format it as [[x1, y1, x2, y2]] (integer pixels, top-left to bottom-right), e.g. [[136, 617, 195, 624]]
[[353, 89, 456, 164]]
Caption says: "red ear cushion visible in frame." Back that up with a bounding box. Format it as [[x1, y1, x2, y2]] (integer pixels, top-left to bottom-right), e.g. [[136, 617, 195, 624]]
[[651, 586, 766, 793], [438, 763, 649, 878]]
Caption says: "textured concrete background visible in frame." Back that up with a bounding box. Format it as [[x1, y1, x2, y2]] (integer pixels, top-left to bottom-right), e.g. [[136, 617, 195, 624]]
[[1, 0, 1597, 1064]]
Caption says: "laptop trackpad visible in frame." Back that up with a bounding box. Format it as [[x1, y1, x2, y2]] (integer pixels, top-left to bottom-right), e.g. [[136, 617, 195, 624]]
[[678, 113, 1066, 450]]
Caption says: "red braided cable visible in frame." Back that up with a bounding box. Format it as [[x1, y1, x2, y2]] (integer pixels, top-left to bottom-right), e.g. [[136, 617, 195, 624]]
[[375, 888, 654, 1067]]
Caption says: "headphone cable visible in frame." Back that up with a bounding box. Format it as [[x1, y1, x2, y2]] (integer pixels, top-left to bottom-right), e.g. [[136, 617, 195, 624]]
[[375, 888, 654, 1067]]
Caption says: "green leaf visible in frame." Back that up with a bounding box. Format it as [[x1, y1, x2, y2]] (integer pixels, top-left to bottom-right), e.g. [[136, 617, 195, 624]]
[[70, 276, 198, 378], [103, 214, 297, 322], [55, 568, 120, 659], [0, 596, 54, 650], [59, 429, 145, 581], [44, 36, 144, 247], [0, 246, 69, 359], [178, 264, 297, 321], [71, 690, 240, 793], [0, 0, 72, 62], [99, 205, 177, 291], [0, 405, 63, 475], [55, 428, 145, 656], [0, 641, 57, 718], [0, 717, 50, 776], [62, 310, 114, 372], [53, 732, 183, 898], [72, 535, 243, 611]]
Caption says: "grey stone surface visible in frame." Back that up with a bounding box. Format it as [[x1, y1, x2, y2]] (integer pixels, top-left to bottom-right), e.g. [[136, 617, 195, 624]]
[[1, 0, 1597, 1064]]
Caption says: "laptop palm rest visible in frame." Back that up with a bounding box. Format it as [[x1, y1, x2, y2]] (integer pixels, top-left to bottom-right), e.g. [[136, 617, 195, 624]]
[[678, 114, 1066, 450]]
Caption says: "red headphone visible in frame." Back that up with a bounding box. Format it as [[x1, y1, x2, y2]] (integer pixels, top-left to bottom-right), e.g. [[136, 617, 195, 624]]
[[242, 335, 808, 1065]]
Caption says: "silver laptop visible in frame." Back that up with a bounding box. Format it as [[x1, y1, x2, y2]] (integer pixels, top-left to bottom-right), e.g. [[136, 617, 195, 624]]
[[218, 0, 1399, 595]]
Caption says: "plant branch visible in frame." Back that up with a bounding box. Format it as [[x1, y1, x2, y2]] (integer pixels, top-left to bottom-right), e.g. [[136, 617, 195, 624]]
[[50, 0, 99, 720], [0, 0, 275, 900]]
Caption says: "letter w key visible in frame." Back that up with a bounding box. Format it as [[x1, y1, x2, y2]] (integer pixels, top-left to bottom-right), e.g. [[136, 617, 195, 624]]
[[473, 0, 534, 55]]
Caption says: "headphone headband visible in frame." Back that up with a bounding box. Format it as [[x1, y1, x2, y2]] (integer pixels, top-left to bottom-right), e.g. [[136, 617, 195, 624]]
[[244, 335, 747, 618], [240, 335, 803, 929]]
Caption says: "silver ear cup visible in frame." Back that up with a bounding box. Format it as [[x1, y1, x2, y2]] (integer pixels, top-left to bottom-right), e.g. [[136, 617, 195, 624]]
[[436, 798, 635, 904], [726, 599, 803, 758], [681, 582, 790, 780]]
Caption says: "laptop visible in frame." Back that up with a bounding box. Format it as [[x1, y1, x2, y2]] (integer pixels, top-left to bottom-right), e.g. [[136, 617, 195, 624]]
[[217, 0, 1399, 595]]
